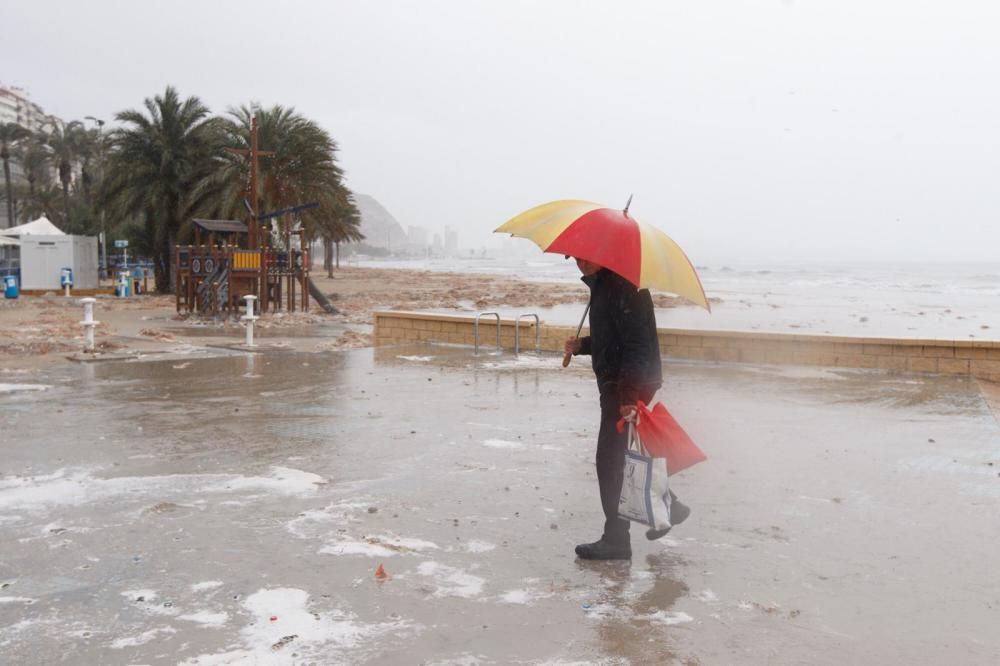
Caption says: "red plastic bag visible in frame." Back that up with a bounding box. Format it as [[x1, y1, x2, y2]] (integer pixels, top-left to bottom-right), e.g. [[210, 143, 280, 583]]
[[617, 400, 706, 475]]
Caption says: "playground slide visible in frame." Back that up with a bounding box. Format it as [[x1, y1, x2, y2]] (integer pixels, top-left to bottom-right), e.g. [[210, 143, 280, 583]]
[[306, 277, 339, 314]]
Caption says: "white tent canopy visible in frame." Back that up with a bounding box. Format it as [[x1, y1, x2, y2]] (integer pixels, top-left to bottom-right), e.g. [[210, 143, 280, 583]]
[[1, 216, 65, 237], [0, 235, 19, 247]]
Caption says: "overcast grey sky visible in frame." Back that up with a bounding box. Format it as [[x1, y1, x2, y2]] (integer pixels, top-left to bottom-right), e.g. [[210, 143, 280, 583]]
[[4, 1, 999, 263]]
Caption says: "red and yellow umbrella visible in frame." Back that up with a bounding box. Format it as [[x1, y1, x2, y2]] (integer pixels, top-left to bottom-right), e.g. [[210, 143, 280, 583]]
[[495, 199, 710, 311]]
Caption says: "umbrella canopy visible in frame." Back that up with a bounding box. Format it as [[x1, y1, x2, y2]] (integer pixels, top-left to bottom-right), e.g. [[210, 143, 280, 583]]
[[1, 216, 65, 237], [495, 200, 710, 311]]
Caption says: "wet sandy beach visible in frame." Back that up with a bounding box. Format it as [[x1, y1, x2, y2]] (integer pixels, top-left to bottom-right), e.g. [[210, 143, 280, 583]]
[[1, 341, 998, 664]]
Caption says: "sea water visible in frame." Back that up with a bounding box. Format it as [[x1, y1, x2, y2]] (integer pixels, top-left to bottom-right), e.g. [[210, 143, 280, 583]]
[[351, 255, 1000, 340]]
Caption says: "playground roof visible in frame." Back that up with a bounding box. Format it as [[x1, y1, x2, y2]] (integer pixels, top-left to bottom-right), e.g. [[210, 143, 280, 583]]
[[192, 219, 248, 234]]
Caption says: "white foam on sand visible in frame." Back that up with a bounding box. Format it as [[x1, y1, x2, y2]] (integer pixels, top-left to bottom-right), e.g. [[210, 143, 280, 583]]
[[121, 589, 158, 602], [285, 501, 371, 539], [742, 365, 848, 381], [640, 610, 695, 626], [0, 466, 325, 512], [321, 534, 439, 558], [204, 466, 326, 495], [397, 355, 435, 362], [426, 656, 490, 666], [416, 561, 485, 598], [498, 589, 538, 605], [179, 587, 405, 665], [191, 581, 224, 592], [111, 626, 176, 649], [462, 540, 496, 553], [178, 611, 229, 627], [482, 439, 524, 449], [120, 589, 179, 618], [0, 596, 36, 604], [478, 356, 557, 370], [581, 603, 631, 621], [0, 383, 50, 394]]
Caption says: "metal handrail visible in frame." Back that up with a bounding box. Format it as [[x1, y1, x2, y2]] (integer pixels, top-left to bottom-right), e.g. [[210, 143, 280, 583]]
[[474, 312, 501, 355], [515, 313, 540, 355]]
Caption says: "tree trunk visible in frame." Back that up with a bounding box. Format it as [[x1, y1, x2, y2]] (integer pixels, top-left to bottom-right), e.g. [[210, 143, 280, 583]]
[[81, 163, 92, 207], [335, 241, 341, 269], [2, 155, 12, 228], [154, 245, 171, 293], [324, 237, 334, 278], [61, 181, 71, 229], [154, 229, 177, 294]]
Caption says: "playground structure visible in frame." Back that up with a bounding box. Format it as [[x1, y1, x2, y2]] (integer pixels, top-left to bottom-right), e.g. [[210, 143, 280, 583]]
[[174, 219, 311, 316], [174, 115, 320, 317]]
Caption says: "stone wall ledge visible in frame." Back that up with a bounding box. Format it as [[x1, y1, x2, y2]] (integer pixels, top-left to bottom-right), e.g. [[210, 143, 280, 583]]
[[373, 310, 1000, 380]]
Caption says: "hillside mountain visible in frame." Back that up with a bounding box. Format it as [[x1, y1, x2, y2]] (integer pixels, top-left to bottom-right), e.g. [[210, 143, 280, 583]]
[[354, 194, 407, 250]]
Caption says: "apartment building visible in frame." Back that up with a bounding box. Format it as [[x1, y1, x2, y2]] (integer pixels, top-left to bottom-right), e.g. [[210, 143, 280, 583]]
[[0, 85, 63, 227], [0, 85, 62, 133]]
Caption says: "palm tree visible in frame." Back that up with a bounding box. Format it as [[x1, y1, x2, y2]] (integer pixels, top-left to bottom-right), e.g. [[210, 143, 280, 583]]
[[17, 134, 48, 197], [203, 104, 347, 237], [73, 124, 104, 208], [17, 183, 64, 225], [15, 134, 53, 214], [0, 122, 30, 228], [102, 86, 221, 292], [44, 121, 85, 225], [321, 184, 363, 276]]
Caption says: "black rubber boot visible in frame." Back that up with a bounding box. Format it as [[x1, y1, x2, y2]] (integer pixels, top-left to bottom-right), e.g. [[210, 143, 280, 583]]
[[575, 537, 632, 560]]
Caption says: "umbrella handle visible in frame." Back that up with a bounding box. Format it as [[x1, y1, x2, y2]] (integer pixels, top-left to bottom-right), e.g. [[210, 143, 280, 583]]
[[562, 302, 591, 369]]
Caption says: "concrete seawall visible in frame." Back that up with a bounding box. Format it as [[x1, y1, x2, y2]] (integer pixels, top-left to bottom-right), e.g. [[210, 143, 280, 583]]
[[374, 310, 1000, 380]]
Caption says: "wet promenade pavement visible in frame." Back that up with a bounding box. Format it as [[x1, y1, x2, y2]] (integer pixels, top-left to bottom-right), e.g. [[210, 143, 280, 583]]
[[1, 343, 999, 664]]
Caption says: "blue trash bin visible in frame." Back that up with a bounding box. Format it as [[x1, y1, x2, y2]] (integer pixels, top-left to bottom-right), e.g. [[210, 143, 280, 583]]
[[3, 275, 17, 299], [60, 267, 74, 287], [116, 271, 131, 298], [132, 268, 144, 295]]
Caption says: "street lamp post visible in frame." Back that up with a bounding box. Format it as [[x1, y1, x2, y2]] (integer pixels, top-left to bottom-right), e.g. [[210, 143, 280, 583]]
[[84, 116, 107, 278]]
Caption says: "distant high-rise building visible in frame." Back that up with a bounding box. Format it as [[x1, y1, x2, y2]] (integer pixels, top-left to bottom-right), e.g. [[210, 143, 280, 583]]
[[0, 85, 62, 134], [0, 85, 64, 228], [407, 225, 428, 247], [444, 225, 458, 256]]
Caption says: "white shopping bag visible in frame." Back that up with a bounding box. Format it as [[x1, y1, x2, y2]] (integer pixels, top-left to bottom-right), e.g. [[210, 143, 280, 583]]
[[618, 421, 672, 529]]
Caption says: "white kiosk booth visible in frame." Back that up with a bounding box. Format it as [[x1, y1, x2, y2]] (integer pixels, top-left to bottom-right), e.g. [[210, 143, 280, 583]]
[[2, 217, 99, 291], [19, 235, 99, 290]]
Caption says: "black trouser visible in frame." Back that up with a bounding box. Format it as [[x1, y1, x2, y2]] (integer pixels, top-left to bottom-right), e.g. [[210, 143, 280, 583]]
[[596, 384, 658, 544]]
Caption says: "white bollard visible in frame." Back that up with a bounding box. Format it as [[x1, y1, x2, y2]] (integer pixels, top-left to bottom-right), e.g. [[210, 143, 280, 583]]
[[242, 295, 259, 347], [79, 297, 99, 352]]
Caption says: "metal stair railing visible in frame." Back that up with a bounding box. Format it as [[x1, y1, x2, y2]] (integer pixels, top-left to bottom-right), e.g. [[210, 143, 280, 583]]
[[515, 313, 540, 355], [474, 312, 501, 356]]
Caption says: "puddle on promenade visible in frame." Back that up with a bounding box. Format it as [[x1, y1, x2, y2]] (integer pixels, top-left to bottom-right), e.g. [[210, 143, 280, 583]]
[[1, 345, 998, 663], [158, 323, 349, 339]]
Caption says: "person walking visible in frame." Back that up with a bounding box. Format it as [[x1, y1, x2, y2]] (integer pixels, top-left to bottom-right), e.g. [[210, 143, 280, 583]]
[[565, 257, 690, 560]]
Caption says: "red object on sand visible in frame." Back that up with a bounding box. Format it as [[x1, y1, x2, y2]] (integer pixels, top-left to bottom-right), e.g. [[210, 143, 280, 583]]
[[617, 400, 707, 475], [374, 564, 389, 580]]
